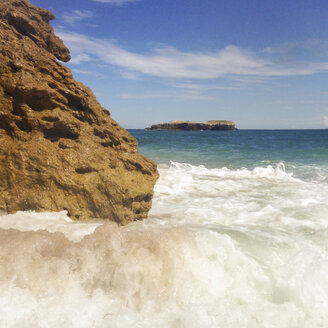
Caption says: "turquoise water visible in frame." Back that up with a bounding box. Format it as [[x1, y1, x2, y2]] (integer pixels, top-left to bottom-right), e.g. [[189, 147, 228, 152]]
[[131, 129, 328, 179]]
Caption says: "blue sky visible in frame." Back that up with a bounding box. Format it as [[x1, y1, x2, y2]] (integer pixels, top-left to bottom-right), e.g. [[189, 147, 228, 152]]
[[30, 0, 328, 129]]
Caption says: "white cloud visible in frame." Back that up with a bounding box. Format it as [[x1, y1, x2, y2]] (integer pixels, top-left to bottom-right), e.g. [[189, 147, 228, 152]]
[[119, 70, 140, 80], [119, 92, 212, 100], [227, 75, 269, 84], [175, 82, 250, 92], [71, 68, 103, 77], [263, 40, 328, 59], [58, 31, 328, 80], [324, 116, 328, 127], [69, 54, 92, 65], [63, 10, 93, 26], [90, 0, 140, 5]]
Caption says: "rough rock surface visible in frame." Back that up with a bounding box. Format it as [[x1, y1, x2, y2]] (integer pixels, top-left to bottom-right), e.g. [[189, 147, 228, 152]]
[[0, 0, 158, 224], [147, 120, 236, 131]]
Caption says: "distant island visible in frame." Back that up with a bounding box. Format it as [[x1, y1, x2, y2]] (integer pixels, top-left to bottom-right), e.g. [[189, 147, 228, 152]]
[[146, 120, 237, 131]]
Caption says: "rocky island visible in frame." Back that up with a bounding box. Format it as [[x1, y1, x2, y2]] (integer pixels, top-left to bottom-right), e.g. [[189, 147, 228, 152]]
[[0, 0, 158, 224], [147, 120, 237, 131]]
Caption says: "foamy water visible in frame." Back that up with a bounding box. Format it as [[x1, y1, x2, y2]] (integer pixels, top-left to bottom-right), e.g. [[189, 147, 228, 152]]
[[1, 161, 328, 327]]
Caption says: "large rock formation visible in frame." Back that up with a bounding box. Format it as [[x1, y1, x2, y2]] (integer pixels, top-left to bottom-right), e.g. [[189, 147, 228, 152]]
[[147, 120, 237, 131], [0, 0, 158, 224]]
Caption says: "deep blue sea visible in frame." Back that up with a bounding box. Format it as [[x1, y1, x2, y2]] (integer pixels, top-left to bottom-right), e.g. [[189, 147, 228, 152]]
[[1, 129, 328, 327]]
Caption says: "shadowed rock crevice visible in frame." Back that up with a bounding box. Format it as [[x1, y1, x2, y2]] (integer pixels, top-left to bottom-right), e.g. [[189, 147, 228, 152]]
[[75, 167, 97, 174], [101, 142, 114, 148], [15, 118, 32, 132], [43, 122, 80, 142], [41, 116, 60, 123], [0, 0, 158, 224]]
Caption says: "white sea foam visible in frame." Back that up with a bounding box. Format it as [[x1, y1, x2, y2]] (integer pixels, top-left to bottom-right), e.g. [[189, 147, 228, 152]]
[[1, 162, 328, 327], [0, 210, 101, 242]]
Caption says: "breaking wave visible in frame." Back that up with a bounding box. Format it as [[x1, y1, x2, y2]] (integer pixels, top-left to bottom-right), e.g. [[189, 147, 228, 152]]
[[1, 162, 328, 327]]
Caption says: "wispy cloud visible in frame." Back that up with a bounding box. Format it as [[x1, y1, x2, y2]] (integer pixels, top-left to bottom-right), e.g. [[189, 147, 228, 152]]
[[227, 75, 270, 84], [58, 32, 328, 81], [118, 70, 140, 80], [69, 53, 92, 65], [175, 82, 253, 92], [71, 68, 104, 77], [324, 115, 328, 127], [119, 92, 212, 100], [263, 40, 328, 60], [63, 10, 93, 26], [90, 0, 140, 5]]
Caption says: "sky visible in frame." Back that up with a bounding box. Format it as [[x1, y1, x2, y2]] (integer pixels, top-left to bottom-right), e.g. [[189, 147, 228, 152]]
[[30, 0, 328, 129]]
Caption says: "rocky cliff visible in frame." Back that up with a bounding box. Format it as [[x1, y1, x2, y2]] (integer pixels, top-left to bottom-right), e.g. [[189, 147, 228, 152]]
[[147, 120, 236, 131], [0, 0, 158, 224]]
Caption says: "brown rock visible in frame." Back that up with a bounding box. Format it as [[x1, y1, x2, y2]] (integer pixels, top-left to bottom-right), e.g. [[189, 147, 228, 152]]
[[147, 120, 237, 131], [0, 0, 158, 224]]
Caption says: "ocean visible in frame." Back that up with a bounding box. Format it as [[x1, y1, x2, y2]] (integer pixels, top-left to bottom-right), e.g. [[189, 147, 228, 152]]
[[1, 129, 328, 327]]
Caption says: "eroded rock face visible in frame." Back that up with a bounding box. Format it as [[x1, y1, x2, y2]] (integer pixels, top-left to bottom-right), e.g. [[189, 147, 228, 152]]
[[0, 0, 158, 224]]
